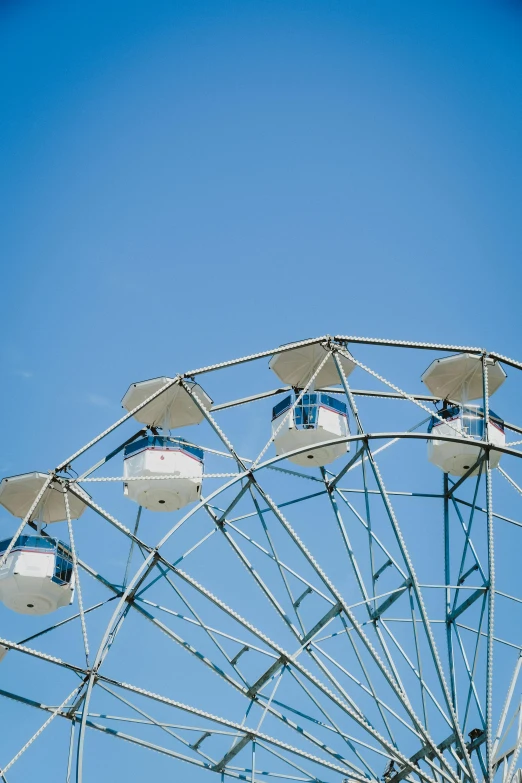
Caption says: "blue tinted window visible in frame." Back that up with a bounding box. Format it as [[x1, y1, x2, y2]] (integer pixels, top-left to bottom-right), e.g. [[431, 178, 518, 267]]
[[0, 535, 56, 554], [295, 395, 318, 429], [319, 394, 347, 415], [273, 391, 347, 429], [428, 406, 504, 436], [272, 395, 292, 420], [53, 554, 73, 585], [462, 411, 484, 439]]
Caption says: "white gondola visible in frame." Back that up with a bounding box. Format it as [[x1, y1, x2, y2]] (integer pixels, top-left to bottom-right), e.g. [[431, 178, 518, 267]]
[[423, 353, 507, 476], [272, 392, 350, 467], [427, 406, 505, 476], [0, 645, 7, 662], [0, 472, 86, 524], [123, 435, 204, 512], [0, 535, 75, 615]]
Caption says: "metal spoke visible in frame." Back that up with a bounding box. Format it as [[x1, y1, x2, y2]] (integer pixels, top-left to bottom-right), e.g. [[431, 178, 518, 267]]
[[2, 334, 521, 782]]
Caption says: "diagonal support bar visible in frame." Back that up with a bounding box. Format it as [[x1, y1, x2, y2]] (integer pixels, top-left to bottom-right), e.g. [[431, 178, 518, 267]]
[[300, 603, 342, 646], [447, 586, 489, 624], [213, 734, 252, 771], [370, 580, 412, 621]]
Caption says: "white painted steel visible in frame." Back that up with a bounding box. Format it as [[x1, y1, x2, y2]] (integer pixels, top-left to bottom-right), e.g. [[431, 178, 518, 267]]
[[0, 549, 75, 615]]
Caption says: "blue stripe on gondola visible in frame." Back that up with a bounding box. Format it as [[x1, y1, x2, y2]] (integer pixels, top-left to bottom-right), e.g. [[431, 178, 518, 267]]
[[272, 393, 347, 420], [428, 406, 504, 435], [124, 435, 204, 461], [272, 395, 292, 420]]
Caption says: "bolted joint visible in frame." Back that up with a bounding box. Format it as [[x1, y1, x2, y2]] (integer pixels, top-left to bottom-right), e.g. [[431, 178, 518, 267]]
[[321, 338, 333, 353]]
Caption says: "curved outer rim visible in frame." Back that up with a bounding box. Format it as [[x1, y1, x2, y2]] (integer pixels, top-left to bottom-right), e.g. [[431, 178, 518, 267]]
[[71, 427, 522, 781], [6, 333, 522, 782]]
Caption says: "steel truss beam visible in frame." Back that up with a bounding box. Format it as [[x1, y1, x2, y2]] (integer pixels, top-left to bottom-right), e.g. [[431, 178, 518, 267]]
[[3, 334, 522, 783]]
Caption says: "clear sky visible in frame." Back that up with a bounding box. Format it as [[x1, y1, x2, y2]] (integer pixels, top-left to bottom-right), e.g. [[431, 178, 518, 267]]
[[1, 1, 522, 780]]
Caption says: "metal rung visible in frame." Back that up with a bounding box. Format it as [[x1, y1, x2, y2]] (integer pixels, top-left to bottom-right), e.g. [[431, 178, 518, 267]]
[[373, 559, 392, 581], [230, 645, 250, 666], [458, 563, 479, 585], [293, 586, 312, 609], [213, 734, 252, 771], [389, 729, 486, 783], [370, 580, 411, 621], [301, 602, 342, 645], [447, 585, 488, 623], [191, 731, 211, 751], [247, 657, 286, 698]]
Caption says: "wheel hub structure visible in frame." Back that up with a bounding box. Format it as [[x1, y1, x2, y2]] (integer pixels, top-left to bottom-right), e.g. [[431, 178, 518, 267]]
[[0, 334, 522, 783]]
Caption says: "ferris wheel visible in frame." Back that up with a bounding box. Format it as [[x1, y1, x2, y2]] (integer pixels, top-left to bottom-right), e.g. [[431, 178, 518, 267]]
[[0, 334, 522, 783]]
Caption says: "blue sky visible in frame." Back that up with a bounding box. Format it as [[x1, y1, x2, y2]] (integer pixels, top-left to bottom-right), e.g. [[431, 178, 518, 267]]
[[1, 0, 520, 466], [1, 1, 522, 780]]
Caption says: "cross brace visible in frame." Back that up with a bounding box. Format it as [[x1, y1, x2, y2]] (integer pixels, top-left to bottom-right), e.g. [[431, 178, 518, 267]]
[[191, 731, 212, 751], [389, 729, 486, 783], [247, 657, 287, 698], [447, 586, 488, 623], [458, 564, 479, 586], [246, 603, 342, 697], [370, 581, 411, 621], [213, 733, 252, 771], [373, 559, 393, 581], [301, 602, 342, 645], [230, 645, 250, 666], [293, 586, 312, 609]]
